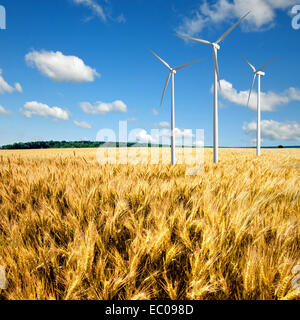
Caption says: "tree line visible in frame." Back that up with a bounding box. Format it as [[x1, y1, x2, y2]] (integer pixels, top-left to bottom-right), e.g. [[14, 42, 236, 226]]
[[0, 141, 164, 150]]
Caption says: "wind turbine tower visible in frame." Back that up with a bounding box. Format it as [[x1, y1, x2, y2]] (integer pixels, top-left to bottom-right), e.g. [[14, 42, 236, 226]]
[[176, 12, 250, 163], [243, 56, 278, 156], [149, 49, 206, 165]]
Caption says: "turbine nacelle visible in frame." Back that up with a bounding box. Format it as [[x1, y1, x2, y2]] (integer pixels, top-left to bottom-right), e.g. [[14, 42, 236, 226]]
[[256, 71, 265, 76], [148, 49, 207, 106], [243, 55, 278, 107], [212, 43, 220, 50]]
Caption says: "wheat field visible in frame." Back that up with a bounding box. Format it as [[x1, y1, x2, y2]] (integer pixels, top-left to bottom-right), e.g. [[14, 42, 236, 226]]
[[0, 147, 299, 300]]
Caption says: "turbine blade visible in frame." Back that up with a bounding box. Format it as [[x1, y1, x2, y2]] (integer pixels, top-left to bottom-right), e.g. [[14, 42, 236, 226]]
[[213, 47, 221, 91], [242, 56, 256, 72], [175, 34, 212, 46], [247, 74, 256, 107], [160, 72, 171, 106], [215, 11, 251, 44], [174, 57, 208, 71], [148, 49, 171, 70], [256, 55, 279, 73]]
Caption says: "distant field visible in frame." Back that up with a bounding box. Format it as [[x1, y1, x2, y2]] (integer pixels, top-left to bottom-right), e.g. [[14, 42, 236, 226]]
[[0, 148, 299, 300]]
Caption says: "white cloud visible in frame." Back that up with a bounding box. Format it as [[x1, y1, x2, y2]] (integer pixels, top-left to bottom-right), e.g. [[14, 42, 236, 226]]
[[80, 100, 127, 115], [157, 121, 170, 128], [130, 128, 196, 145], [249, 137, 264, 145], [0, 69, 22, 94], [15, 83, 23, 93], [177, 12, 207, 37], [152, 108, 159, 116], [160, 128, 195, 139], [287, 87, 300, 100], [21, 101, 69, 120], [243, 120, 300, 141], [33, 136, 43, 142], [0, 106, 11, 115], [126, 117, 137, 123], [135, 129, 157, 144], [195, 140, 205, 146], [116, 14, 126, 23], [219, 79, 300, 111], [25, 50, 99, 83], [72, 0, 107, 21], [74, 120, 92, 129], [71, 0, 126, 24], [176, 0, 298, 36]]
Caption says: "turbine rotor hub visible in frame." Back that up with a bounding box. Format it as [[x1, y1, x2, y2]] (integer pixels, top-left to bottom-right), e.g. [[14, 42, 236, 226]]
[[256, 71, 265, 76], [212, 43, 220, 50], [171, 69, 176, 74]]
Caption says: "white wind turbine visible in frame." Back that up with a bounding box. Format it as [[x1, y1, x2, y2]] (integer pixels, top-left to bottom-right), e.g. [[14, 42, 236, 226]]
[[149, 49, 206, 165], [176, 12, 250, 163], [243, 55, 278, 156]]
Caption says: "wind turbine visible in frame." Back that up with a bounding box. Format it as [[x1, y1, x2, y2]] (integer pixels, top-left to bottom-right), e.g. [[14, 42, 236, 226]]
[[175, 12, 250, 163], [149, 49, 206, 165], [243, 55, 278, 156]]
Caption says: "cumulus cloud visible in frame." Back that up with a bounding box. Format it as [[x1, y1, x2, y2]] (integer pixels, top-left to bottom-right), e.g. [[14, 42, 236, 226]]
[[134, 129, 157, 144], [219, 79, 300, 111], [0, 106, 11, 115], [25, 50, 99, 83], [15, 83, 23, 93], [160, 128, 195, 139], [176, 11, 207, 37], [243, 120, 300, 141], [0, 69, 22, 94], [249, 137, 264, 145], [80, 100, 127, 115], [195, 140, 205, 146], [21, 101, 69, 120], [176, 0, 298, 36], [130, 128, 196, 145], [288, 87, 300, 100], [74, 120, 92, 129]]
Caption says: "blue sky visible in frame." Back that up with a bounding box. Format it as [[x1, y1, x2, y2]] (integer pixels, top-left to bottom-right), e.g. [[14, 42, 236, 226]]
[[0, 0, 300, 147]]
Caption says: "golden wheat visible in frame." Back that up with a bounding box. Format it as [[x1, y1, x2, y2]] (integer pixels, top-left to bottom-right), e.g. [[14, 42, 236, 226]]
[[0, 147, 299, 300]]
